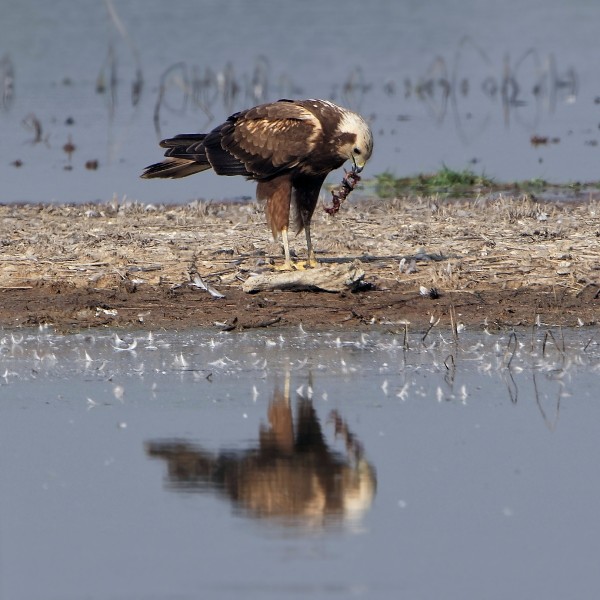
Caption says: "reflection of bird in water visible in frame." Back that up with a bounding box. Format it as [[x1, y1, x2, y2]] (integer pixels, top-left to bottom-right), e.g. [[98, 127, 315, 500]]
[[146, 377, 376, 528], [141, 99, 373, 270]]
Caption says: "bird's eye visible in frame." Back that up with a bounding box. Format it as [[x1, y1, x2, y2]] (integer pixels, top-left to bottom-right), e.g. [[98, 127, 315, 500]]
[[353, 147, 362, 155]]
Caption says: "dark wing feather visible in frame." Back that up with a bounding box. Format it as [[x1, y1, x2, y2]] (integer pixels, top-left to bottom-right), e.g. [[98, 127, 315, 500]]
[[160, 133, 207, 160], [219, 102, 320, 178], [202, 123, 253, 176], [142, 100, 322, 180]]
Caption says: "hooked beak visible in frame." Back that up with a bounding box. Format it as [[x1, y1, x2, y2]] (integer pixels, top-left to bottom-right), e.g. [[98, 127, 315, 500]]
[[351, 156, 364, 174]]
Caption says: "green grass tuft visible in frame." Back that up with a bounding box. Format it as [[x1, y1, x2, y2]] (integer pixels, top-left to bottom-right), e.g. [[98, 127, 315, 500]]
[[372, 166, 494, 198]]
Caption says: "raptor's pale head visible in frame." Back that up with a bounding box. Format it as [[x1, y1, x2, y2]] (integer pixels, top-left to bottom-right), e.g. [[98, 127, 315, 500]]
[[337, 110, 374, 172]]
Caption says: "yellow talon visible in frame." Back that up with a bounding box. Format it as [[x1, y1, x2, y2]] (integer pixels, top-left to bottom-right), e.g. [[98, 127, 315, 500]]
[[273, 260, 298, 271], [271, 259, 318, 271]]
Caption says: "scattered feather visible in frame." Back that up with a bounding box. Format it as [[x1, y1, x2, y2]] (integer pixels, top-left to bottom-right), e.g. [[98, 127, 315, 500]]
[[189, 272, 225, 299]]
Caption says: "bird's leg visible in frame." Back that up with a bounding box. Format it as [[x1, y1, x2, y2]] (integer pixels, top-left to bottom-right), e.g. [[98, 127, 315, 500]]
[[303, 222, 319, 268], [273, 227, 298, 271], [299, 203, 319, 268], [281, 228, 293, 269]]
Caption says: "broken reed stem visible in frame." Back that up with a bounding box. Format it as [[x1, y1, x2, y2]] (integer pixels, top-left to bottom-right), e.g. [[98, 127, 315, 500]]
[[504, 368, 518, 403], [105, 0, 144, 105], [444, 354, 456, 385], [583, 336, 596, 352], [531, 313, 539, 352], [449, 304, 458, 341], [422, 315, 439, 343], [542, 330, 564, 358], [532, 372, 561, 432], [505, 330, 518, 368], [558, 325, 566, 354], [402, 323, 409, 350]]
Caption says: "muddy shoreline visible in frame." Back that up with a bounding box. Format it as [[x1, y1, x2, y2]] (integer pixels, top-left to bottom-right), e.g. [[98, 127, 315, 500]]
[[1, 195, 598, 332]]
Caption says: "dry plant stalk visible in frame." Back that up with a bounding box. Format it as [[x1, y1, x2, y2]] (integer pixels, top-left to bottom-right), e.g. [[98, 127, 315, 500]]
[[1, 195, 599, 301]]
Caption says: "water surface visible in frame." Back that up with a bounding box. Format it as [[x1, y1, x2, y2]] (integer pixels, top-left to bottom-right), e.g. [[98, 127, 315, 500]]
[[1, 327, 600, 599]]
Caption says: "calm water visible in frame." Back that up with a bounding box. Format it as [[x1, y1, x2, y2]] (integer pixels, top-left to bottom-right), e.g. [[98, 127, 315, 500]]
[[1, 0, 599, 204], [1, 326, 600, 599]]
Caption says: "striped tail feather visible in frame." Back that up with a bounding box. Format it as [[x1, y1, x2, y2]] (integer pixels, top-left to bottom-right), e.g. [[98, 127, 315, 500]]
[[141, 157, 210, 179], [141, 133, 211, 179]]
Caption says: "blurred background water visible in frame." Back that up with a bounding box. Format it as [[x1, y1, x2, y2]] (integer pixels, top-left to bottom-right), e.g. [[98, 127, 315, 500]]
[[0, 0, 598, 204]]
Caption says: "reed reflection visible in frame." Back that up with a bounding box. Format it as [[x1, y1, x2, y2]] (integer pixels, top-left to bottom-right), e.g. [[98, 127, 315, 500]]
[[146, 377, 376, 528]]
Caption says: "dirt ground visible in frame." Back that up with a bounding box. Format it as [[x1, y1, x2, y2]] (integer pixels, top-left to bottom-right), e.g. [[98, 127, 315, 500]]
[[1, 194, 599, 332]]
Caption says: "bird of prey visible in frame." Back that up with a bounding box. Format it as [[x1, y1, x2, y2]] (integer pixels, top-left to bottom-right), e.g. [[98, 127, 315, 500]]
[[142, 98, 373, 269]]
